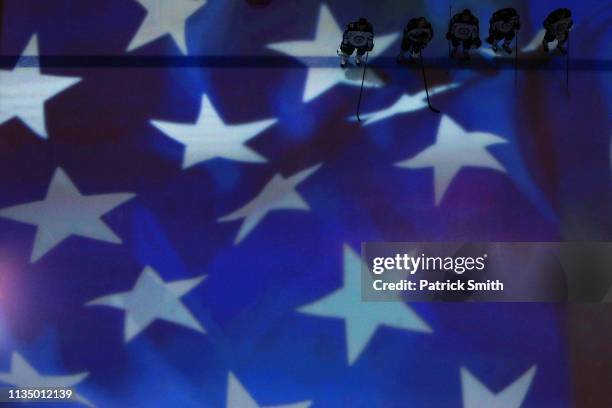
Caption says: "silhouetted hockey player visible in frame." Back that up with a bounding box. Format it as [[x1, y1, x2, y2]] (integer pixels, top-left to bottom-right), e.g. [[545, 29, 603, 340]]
[[542, 8, 573, 54], [486, 8, 521, 54], [338, 18, 374, 68], [396, 17, 439, 113], [446, 9, 482, 60], [397, 17, 434, 62]]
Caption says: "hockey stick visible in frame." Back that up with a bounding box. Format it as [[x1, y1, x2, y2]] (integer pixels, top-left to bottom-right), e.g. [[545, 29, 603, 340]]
[[447, 4, 452, 72], [514, 29, 519, 92], [356, 51, 369, 122], [419, 51, 440, 113], [566, 32, 570, 96]]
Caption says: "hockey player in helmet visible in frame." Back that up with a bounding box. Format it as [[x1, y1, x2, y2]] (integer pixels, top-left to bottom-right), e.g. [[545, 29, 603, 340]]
[[486, 8, 521, 54], [542, 8, 573, 54], [338, 17, 374, 68], [446, 9, 482, 60], [397, 17, 434, 62]]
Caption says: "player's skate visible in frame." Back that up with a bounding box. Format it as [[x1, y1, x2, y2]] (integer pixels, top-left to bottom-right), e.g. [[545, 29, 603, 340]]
[[338, 48, 349, 68]]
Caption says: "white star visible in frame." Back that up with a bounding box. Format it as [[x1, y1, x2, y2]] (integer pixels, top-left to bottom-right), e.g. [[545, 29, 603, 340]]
[[267, 4, 399, 102], [151, 95, 276, 169], [127, 0, 206, 53], [226, 372, 312, 408], [349, 83, 461, 125], [298, 245, 432, 365], [0, 35, 81, 139], [395, 115, 508, 205], [461, 366, 537, 408], [86, 266, 206, 342], [0, 168, 134, 262], [0, 352, 94, 407], [522, 29, 551, 52], [218, 164, 321, 244]]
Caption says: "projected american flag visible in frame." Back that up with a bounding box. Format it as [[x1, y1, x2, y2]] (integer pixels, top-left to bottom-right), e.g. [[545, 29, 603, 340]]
[[0, 0, 610, 406]]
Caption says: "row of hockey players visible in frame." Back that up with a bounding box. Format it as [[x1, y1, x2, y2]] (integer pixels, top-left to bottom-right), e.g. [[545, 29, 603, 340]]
[[338, 8, 573, 67]]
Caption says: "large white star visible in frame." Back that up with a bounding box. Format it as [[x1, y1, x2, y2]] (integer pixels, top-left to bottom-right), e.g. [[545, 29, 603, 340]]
[[0, 35, 81, 139], [218, 164, 321, 244], [127, 0, 206, 53], [0, 168, 134, 262], [226, 372, 311, 408], [0, 352, 94, 407], [461, 366, 537, 408], [86, 266, 206, 342], [349, 83, 461, 126], [267, 4, 399, 102], [151, 95, 276, 169], [298, 245, 432, 365], [395, 115, 508, 205]]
